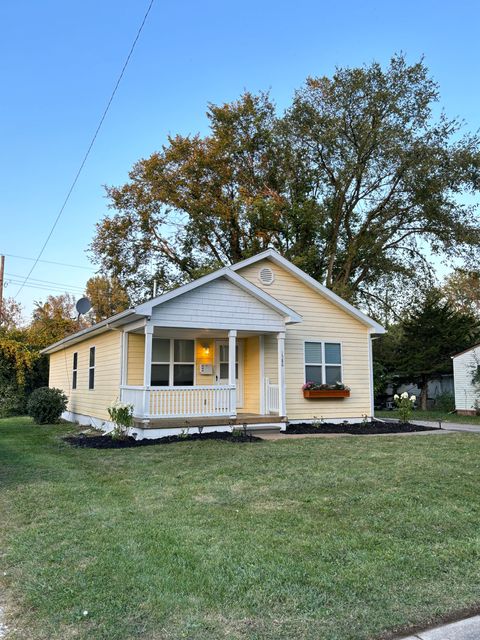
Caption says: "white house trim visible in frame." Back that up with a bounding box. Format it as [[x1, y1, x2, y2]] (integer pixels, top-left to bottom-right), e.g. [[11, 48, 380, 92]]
[[259, 335, 265, 415], [368, 329, 375, 418], [277, 332, 286, 417], [120, 331, 128, 386], [230, 249, 385, 334]]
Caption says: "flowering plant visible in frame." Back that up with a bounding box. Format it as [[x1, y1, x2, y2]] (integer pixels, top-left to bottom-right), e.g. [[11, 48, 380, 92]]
[[107, 400, 134, 440], [302, 381, 349, 391], [393, 392, 416, 423]]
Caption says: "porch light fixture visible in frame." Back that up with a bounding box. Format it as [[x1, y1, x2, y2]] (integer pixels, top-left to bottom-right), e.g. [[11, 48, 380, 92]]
[[202, 343, 210, 356]]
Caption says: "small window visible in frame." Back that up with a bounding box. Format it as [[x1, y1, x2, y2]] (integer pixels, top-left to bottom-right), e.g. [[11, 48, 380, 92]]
[[88, 347, 95, 390], [304, 341, 342, 385], [72, 352, 78, 390]]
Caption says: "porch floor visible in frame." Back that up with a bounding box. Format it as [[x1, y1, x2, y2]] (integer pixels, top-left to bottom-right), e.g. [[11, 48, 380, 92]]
[[134, 413, 286, 430]]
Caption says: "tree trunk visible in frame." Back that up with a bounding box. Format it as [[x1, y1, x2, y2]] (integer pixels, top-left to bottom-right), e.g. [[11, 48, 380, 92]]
[[419, 377, 429, 410]]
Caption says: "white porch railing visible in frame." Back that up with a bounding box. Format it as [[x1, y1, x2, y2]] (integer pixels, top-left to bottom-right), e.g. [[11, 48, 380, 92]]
[[120, 384, 236, 419], [265, 378, 279, 414]]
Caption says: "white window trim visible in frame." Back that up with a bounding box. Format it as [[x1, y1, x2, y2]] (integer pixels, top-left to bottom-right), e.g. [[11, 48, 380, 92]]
[[88, 346, 96, 390], [72, 352, 78, 390], [303, 339, 343, 385], [151, 338, 196, 387]]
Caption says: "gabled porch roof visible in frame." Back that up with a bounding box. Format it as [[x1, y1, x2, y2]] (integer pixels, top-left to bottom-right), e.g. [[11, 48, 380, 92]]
[[135, 267, 302, 324]]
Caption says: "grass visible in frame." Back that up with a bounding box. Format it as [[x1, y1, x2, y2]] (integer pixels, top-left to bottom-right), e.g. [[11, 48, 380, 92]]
[[1, 417, 480, 640], [376, 409, 480, 425]]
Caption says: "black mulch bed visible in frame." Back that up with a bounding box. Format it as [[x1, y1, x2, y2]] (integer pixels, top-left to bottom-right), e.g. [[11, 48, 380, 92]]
[[285, 420, 441, 435], [64, 430, 262, 449]]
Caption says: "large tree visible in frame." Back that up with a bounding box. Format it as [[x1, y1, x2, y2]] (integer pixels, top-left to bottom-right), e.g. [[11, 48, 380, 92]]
[[85, 275, 130, 323], [442, 269, 480, 316], [0, 294, 85, 416], [91, 54, 480, 305], [28, 294, 81, 348]]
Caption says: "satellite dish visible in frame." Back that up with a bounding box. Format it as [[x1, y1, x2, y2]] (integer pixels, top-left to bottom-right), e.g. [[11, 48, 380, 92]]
[[76, 297, 92, 317]]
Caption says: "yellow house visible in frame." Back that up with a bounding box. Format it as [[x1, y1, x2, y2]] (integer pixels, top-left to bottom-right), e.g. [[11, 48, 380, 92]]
[[42, 250, 385, 437]]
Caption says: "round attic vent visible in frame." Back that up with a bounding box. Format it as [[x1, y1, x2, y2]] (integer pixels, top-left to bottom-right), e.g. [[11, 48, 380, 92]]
[[258, 266, 275, 286]]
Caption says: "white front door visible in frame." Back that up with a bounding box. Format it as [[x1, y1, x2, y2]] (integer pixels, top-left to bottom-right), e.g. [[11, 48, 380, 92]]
[[215, 339, 243, 408]]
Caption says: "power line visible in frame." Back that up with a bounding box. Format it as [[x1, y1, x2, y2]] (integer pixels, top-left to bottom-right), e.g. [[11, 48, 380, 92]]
[[5, 273, 85, 292], [1, 252, 96, 271], [14, 0, 155, 299], [6, 280, 83, 295]]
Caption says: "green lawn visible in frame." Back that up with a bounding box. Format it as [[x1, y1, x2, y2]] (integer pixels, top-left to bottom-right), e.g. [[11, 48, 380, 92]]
[[1, 418, 480, 640], [376, 409, 480, 425]]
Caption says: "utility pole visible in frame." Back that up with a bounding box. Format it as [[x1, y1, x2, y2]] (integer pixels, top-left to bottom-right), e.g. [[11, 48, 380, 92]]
[[0, 254, 4, 323]]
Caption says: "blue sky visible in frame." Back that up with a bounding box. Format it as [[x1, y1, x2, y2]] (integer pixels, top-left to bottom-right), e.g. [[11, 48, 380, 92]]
[[1, 0, 479, 317]]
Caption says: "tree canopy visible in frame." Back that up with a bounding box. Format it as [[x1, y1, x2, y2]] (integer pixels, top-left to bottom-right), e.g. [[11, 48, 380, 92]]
[[0, 294, 83, 416], [85, 275, 130, 323], [91, 54, 480, 306], [442, 269, 480, 317]]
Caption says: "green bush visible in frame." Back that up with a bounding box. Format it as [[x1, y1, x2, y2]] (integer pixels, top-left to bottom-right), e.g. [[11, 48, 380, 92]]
[[0, 383, 26, 417], [434, 392, 455, 412], [27, 387, 68, 424]]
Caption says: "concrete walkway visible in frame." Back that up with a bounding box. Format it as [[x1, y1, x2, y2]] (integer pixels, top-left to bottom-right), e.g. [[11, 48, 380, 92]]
[[411, 420, 480, 434], [380, 417, 480, 434], [257, 429, 451, 440], [399, 614, 480, 639]]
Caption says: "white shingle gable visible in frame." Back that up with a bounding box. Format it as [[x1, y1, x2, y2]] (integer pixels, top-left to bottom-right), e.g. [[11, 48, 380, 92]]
[[150, 277, 286, 331]]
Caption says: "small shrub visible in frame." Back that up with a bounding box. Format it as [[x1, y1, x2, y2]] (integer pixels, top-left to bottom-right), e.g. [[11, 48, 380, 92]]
[[27, 387, 68, 424], [107, 401, 134, 440], [393, 392, 416, 423], [434, 392, 455, 412]]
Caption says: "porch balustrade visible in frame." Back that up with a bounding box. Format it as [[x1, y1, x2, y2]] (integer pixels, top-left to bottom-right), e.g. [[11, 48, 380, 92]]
[[120, 384, 236, 419]]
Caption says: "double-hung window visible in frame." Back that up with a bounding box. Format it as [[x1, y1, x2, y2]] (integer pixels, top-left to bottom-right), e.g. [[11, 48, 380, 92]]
[[88, 347, 95, 390], [151, 338, 195, 386], [305, 341, 342, 385], [72, 352, 78, 390]]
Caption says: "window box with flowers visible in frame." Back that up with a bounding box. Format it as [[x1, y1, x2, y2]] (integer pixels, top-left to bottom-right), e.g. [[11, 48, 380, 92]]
[[302, 382, 350, 399]]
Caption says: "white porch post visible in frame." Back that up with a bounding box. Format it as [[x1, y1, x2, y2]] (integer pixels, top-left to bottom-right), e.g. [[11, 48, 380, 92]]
[[259, 335, 265, 414], [228, 329, 237, 417], [277, 331, 286, 417], [120, 331, 128, 387], [143, 325, 154, 417]]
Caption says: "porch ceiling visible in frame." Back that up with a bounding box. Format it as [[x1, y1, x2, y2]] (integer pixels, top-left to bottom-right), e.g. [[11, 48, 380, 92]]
[[128, 327, 279, 338]]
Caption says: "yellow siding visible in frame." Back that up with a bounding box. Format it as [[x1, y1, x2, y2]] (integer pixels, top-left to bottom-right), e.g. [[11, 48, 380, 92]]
[[238, 260, 372, 419], [127, 333, 145, 385], [264, 334, 278, 384], [196, 339, 215, 385], [241, 336, 260, 413], [49, 330, 122, 421]]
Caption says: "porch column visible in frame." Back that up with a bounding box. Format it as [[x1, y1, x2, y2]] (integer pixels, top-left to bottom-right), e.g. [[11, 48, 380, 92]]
[[143, 325, 154, 416], [277, 331, 286, 417], [228, 329, 237, 417], [259, 335, 265, 414], [120, 331, 128, 387]]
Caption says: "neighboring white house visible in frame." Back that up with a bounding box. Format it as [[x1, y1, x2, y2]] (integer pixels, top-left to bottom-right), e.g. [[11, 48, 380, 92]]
[[452, 344, 480, 415]]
